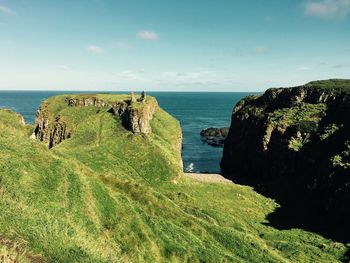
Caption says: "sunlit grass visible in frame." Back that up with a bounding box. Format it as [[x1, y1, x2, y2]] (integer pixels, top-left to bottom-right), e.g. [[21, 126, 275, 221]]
[[0, 97, 348, 262]]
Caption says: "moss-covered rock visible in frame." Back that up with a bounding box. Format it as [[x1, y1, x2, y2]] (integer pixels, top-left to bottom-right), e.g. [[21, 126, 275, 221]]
[[0, 92, 349, 262], [221, 79, 350, 242], [33, 93, 158, 148]]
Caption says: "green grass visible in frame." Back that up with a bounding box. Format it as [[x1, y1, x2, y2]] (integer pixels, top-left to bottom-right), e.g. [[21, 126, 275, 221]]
[[331, 142, 350, 169], [267, 103, 327, 129], [259, 103, 327, 152], [320, 123, 341, 140], [0, 96, 348, 262], [304, 79, 350, 93]]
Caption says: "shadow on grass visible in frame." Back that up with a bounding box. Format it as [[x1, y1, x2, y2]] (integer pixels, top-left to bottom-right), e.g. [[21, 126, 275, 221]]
[[263, 187, 350, 262], [222, 172, 350, 261]]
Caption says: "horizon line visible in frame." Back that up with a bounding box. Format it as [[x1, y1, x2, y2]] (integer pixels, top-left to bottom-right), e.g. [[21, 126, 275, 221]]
[[0, 89, 263, 93]]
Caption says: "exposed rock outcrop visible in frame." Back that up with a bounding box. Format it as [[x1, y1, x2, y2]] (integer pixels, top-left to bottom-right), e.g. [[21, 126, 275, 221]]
[[121, 102, 156, 134], [221, 79, 350, 179], [66, 96, 110, 107], [66, 94, 155, 134], [34, 103, 71, 148], [221, 79, 350, 241], [200, 127, 229, 147], [34, 93, 157, 148], [137, 91, 146, 102]]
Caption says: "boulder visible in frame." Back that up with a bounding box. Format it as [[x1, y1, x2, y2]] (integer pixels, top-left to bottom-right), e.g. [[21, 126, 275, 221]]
[[200, 127, 229, 147]]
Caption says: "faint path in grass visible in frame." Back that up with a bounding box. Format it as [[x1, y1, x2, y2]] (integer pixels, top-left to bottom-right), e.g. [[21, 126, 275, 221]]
[[97, 115, 103, 145], [184, 173, 232, 184]]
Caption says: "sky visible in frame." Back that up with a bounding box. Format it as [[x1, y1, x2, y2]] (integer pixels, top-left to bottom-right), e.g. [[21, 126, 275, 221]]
[[0, 0, 349, 91]]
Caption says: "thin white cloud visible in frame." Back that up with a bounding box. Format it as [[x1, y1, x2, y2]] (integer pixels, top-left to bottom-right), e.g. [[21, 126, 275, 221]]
[[86, 45, 103, 54], [112, 68, 223, 87], [304, 0, 350, 19], [0, 4, 16, 15], [55, 65, 70, 71], [333, 64, 345, 68], [255, 47, 268, 55], [137, 30, 159, 41], [114, 69, 146, 81], [112, 41, 133, 49], [161, 70, 219, 85], [296, 66, 312, 71]]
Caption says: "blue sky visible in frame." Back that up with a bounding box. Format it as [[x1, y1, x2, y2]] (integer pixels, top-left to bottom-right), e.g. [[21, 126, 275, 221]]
[[0, 0, 349, 91]]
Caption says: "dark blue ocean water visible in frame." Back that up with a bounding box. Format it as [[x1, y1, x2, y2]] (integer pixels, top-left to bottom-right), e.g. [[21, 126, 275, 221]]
[[0, 91, 252, 173]]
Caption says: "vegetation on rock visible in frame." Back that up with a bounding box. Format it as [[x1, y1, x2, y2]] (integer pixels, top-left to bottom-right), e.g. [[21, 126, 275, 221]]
[[0, 93, 348, 262], [34, 94, 157, 148], [221, 79, 350, 244]]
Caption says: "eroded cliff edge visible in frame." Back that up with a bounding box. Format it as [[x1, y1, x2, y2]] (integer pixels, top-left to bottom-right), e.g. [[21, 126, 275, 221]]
[[221, 79, 350, 241], [34, 93, 156, 148]]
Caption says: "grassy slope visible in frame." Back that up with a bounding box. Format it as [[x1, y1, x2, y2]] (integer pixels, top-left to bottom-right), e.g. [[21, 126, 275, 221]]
[[0, 95, 348, 262]]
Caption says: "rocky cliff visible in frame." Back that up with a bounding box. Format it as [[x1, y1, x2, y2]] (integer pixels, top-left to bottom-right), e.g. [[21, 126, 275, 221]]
[[221, 79, 350, 241], [34, 103, 72, 148], [34, 93, 157, 148]]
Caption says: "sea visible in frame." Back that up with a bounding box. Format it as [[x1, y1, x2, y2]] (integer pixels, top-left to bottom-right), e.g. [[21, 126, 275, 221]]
[[0, 91, 253, 173]]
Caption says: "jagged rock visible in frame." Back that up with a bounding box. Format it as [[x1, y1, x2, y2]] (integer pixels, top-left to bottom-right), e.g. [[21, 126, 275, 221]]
[[66, 96, 110, 107], [131, 92, 136, 103], [34, 106, 71, 149], [221, 79, 350, 179], [34, 94, 156, 148], [200, 127, 229, 138], [137, 91, 146, 102], [108, 101, 129, 117], [65, 94, 155, 134], [221, 79, 350, 241], [200, 127, 229, 147], [122, 102, 156, 134]]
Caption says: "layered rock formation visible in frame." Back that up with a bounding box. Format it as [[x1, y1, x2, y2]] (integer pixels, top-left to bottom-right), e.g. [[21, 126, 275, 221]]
[[34, 93, 156, 148], [221, 79, 350, 241], [34, 103, 72, 148]]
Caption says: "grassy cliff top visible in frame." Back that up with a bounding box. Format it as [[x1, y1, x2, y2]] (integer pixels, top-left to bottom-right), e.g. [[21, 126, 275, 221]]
[[304, 79, 350, 92], [40, 93, 158, 119], [36, 93, 181, 182], [234, 79, 350, 116], [0, 94, 348, 262]]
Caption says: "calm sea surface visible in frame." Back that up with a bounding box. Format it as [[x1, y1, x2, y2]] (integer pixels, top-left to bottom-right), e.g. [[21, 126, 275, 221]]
[[0, 91, 252, 173]]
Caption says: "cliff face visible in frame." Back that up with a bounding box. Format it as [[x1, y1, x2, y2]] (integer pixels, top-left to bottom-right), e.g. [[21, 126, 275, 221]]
[[221, 79, 350, 241], [34, 104, 72, 148], [121, 103, 156, 134], [222, 79, 350, 179], [66, 95, 156, 134], [34, 94, 157, 148]]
